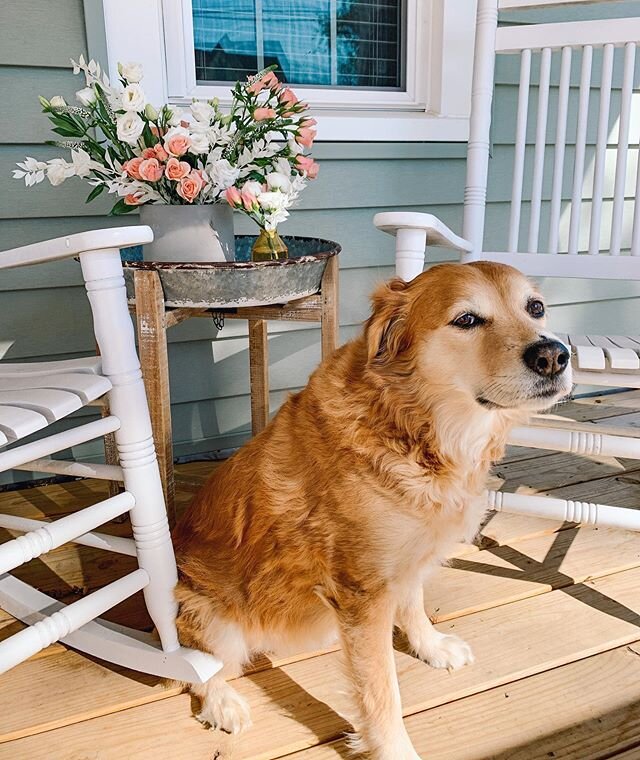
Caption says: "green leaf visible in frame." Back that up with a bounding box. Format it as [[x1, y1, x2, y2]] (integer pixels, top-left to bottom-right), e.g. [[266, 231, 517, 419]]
[[52, 126, 83, 137], [85, 184, 105, 203], [109, 198, 137, 215]]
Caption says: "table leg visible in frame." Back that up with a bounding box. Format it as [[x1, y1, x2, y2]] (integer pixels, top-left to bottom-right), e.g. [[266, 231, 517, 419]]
[[321, 254, 339, 360], [248, 318, 269, 435], [133, 269, 176, 526]]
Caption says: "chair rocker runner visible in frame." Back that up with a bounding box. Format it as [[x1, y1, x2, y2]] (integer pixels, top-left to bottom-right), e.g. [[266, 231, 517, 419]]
[[376, 0, 640, 532], [0, 226, 221, 681]]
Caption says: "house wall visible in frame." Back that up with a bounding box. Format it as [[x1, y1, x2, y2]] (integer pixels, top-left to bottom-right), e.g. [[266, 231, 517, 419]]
[[1, 0, 639, 482]]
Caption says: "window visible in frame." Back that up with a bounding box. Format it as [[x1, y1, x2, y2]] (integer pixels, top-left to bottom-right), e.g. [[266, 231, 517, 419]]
[[99, 0, 476, 141], [191, 0, 405, 90]]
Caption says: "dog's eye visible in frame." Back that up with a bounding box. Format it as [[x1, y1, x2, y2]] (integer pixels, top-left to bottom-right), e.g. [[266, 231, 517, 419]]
[[451, 313, 483, 329], [527, 299, 545, 319]]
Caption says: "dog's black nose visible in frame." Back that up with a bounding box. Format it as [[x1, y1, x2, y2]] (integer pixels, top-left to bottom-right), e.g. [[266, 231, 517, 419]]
[[523, 340, 570, 377]]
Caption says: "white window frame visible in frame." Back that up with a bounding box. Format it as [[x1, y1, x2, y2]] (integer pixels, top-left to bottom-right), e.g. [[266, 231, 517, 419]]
[[100, 0, 476, 141]]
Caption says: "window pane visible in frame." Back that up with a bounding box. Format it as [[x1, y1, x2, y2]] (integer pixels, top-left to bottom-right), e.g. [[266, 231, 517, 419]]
[[192, 0, 404, 90]]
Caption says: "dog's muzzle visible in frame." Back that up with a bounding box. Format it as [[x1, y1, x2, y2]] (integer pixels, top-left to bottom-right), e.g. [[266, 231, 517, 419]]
[[523, 339, 570, 379]]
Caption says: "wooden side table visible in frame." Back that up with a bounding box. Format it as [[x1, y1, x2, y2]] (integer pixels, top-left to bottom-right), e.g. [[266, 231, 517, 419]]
[[123, 238, 340, 524]]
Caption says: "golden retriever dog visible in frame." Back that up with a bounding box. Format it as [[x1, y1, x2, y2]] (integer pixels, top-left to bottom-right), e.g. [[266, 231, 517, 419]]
[[173, 261, 572, 759]]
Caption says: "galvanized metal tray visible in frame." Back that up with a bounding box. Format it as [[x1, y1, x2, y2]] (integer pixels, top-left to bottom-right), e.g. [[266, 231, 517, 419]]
[[123, 235, 340, 308]]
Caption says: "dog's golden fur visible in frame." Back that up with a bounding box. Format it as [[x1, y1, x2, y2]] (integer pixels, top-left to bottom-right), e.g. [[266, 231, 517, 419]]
[[173, 261, 572, 758]]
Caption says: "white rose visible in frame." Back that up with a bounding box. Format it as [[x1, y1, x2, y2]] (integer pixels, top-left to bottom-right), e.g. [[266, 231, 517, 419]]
[[287, 138, 303, 155], [189, 132, 209, 154], [116, 111, 144, 145], [76, 87, 97, 106], [46, 159, 74, 187], [206, 158, 240, 190], [190, 101, 215, 123], [118, 61, 144, 83], [49, 95, 67, 108], [265, 172, 291, 192], [242, 180, 263, 196], [121, 84, 146, 112], [258, 191, 289, 212]]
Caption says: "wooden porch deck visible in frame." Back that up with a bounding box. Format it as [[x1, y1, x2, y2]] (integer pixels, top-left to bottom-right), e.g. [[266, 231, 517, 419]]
[[1, 391, 640, 759]]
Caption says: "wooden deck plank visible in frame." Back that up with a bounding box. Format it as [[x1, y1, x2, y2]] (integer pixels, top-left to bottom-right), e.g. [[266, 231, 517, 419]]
[[2, 530, 640, 749], [291, 644, 640, 760], [5, 567, 640, 759]]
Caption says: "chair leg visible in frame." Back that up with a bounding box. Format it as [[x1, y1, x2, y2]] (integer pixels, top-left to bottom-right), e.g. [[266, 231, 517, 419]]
[[248, 318, 269, 435], [320, 254, 339, 360]]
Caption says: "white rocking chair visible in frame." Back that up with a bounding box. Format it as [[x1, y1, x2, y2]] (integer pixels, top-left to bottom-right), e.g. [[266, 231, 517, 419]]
[[0, 226, 221, 681], [376, 0, 640, 531]]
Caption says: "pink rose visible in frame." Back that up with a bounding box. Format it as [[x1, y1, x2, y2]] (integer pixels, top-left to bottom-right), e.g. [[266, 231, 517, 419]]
[[177, 169, 204, 203], [154, 143, 169, 161], [253, 107, 276, 121], [150, 125, 166, 138], [123, 157, 144, 180], [301, 117, 317, 128], [139, 158, 164, 182], [166, 133, 191, 157], [295, 127, 316, 148], [124, 193, 143, 205], [142, 148, 156, 159], [279, 88, 298, 108], [240, 188, 258, 211], [247, 70, 279, 95], [225, 186, 242, 206], [165, 157, 191, 180], [295, 154, 320, 179]]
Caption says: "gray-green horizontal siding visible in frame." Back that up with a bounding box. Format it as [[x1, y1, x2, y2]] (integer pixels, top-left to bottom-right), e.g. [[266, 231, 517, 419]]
[[1, 0, 640, 484]]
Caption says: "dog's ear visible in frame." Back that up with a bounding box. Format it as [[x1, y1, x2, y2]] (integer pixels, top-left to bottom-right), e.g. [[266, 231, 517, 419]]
[[365, 278, 411, 365]]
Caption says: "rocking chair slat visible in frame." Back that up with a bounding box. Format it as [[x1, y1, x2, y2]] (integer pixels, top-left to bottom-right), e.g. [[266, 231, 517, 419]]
[[528, 46, 552, 254], [0, 389, 84, 424], [568, 45, 593, 256], [586, 335, 640, 370], [609, 42, 636, 256], [0, 405, 50, 444], [588, 43, 614, 256], [0, 373, 111, 404], [548, 46, 572, 256], [508, 48, 532, 253]]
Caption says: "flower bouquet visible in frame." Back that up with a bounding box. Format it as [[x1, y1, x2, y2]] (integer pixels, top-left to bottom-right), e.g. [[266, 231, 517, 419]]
[[13, 56, 319, 261]]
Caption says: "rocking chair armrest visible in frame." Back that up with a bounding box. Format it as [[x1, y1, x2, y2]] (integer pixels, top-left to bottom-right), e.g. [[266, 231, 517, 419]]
[[373, 212, 472, 252], [0, 226, 154, 270]]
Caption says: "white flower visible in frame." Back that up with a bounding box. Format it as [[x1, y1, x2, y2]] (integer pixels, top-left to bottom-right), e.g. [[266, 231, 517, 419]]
[[243, 180, 263, 196], [118, 61, 144, 83], [76, 87, 96, 106], [190, 100, 215, 123], [116, 111, 144, 145], [46, 158, 74, 187], [206, 158, 240, 191], [287, 138, 303, 155], [257, 191, 289, 212], [265, 172, 291, 192], [121, 84, 146, 112], [189, 132, 209, 154], [71, 148, 93, 177], [49, 95, 67, 108]]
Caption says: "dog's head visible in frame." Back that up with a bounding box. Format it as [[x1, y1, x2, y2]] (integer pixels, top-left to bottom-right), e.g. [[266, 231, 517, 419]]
[[365, 261, 572, 412]]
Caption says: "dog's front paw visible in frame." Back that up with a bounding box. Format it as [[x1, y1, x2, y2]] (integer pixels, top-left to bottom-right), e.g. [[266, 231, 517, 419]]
[[196, 682, 253, 734], [416, 631, 474, 670]]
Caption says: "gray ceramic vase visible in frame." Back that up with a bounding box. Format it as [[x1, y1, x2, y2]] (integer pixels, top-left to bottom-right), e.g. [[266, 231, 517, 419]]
[[138, 203, 235, 263]]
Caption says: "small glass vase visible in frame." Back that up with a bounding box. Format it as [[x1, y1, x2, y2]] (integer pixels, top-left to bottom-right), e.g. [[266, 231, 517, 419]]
[[251, 228, 289, 262]]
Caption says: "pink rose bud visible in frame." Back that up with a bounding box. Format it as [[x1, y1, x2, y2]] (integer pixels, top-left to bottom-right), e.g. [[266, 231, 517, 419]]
[[165, 133, 191, 157], [177, 169, 204, 203], [301, 117, 317, 128], [247, 70, 280, 95], [279, 88, 298, 107], [295, 154, 320, 179], [123, 157, 144, 180], [253, 107, 277, 121], [295, 127, 316, 148], [240, 188, 257, 211], [142, 148, 156, 159], [124, 193, 143, 205], [164, 157, 191, 180], [225, 186, 242, 207], [139, 157, 164, 182]]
